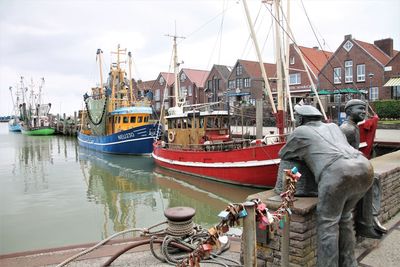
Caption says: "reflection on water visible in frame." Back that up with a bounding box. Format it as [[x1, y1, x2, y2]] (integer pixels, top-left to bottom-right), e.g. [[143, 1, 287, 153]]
[[0, 123, 261, 254]]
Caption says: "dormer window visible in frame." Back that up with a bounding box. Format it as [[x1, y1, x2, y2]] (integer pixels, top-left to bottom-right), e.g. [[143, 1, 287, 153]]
[[343, 40, 353, 52], [290, 57, 295, 65], [236, 64, 243, 75], [180, 73, 186, 82], [159, 76, 165, 85]]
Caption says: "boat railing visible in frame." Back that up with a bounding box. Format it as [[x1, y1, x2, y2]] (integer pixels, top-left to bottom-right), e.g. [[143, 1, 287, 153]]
[[159, 134, 288, 152]]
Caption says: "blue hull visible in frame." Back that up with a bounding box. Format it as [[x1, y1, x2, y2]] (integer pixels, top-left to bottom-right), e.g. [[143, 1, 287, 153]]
[[8, 124, 21, 132], [78, 123, 160, 155]]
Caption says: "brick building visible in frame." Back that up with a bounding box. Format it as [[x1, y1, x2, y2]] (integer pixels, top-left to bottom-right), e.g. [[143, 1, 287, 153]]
[[204, 64, 232, 107], [383, 52, 400, 99], [177, 68, 209, 106], [152, 72, 174, 113]]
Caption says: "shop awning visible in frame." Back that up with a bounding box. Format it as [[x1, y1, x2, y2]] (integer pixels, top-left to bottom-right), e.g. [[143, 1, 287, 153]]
[[384, 77, 400, 87], [311, 88, 362, 95]]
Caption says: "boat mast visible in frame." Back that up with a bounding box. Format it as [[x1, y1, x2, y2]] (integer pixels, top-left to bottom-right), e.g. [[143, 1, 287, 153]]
[[96, 49, 104, 97], [242, 0, 277, 115], [166, 33, 185, 109], [128, 51, 135, 103], [37, 77, 45, 107]]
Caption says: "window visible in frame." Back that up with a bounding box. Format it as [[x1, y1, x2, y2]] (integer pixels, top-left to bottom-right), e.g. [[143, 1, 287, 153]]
[[188, 86, 192, 96], [123, 116, 129, 123], [369, 87, 378, 101], [156, 102, 161, 110], [155, 89, 160, 101], [180, 86, 187, 97], [228, 80, 235, 89], [117, 116, 121, 123], [343, 40, 353, 52], [180, 73, 186, 81], [290, 57, 295, 65], [236, 78, 243, 89], [164, 100, 170, 109], [159, 76, 165, 85], [207, 80, 212, 90], [138, 116, 143, 123], [345, 60, 353, 83], [289, 73, 301, 85], [393, 86, 400, 100], [130, 116, 136, 123], [144, 116, 149, 122], [357, 64, 365, 82], [244, 78, 251, 88], [334, 68, 341, 84], [236, 64, 243, 75]]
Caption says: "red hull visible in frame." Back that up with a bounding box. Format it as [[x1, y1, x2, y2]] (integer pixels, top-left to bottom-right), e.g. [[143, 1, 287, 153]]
[[152, 142, 284, 188], [153, 117, 378, 188]]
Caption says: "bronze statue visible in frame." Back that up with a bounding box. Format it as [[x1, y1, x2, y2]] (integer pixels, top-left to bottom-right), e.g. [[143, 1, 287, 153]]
[[279, 105, 374, 267], [340, 99, 387, 238]]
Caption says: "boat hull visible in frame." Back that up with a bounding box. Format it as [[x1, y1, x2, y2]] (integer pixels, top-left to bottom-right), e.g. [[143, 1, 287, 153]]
[[152, 142, 283, 188], [21, 127, 55, 136], [78, 124, 159, 155], [8, 124, 21, 132]]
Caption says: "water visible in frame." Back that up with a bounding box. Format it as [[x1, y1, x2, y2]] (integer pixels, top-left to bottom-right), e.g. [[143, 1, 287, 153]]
[[0, 123, 261, 254]]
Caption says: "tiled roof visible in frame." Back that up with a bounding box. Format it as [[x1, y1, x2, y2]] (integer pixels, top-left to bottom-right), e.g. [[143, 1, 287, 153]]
[[182, 68, 210, 87], [238, 59, 276, 78], [136, 80, 155, 90], [213, 64, 232, 80], [297, 45, 333, 76], [354, 39, 392, 66], [159, 72, 175, 86]]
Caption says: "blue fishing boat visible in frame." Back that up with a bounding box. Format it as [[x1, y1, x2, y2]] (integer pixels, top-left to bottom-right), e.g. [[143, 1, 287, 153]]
[[78, 45, 161, 155]]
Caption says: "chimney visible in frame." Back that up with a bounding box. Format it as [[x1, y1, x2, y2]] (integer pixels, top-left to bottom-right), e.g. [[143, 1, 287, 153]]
[[345, 34, 352, 40], [313, 46, 319, 50], [374, 38, 393, 57]]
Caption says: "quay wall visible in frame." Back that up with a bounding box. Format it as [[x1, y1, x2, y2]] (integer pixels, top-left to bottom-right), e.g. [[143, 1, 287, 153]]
[[246, 150, 400, 267]]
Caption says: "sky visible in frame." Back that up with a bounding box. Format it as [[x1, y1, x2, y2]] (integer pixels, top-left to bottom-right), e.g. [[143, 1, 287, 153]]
[[1, 0, 399, 116]]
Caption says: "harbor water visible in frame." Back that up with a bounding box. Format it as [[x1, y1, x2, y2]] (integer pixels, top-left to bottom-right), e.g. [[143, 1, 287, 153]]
[[0, 123, 261, 255]]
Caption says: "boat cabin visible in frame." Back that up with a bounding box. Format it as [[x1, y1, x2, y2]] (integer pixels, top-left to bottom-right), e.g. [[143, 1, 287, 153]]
[[107, 106, 153, 134], [166, 110, 231, 149]]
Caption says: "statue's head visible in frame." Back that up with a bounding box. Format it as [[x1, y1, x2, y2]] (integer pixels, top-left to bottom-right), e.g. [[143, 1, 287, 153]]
[[294, 105, 323, 126], [344, 99, 366, 123]]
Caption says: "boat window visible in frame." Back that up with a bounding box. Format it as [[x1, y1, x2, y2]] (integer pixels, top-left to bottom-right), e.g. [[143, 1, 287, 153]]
[[222, 117, 229, 128], [138, 116, 143, 123], [177, 119, 182, 129], [130, 116, 136, 123], [144, 116, 149, 123], [215, 117, 221, 128], [117, 116, 121, 123], [182, 119, 187, 129], [123, 116, 129, 123], [199, 117, 204, 129]]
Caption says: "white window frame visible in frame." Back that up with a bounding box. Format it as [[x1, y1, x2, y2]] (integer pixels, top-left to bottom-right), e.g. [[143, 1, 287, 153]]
[[236, 64, 243, 75], [180, 73, 186, 82], [156, 102, 161, 111], [345, 60, 353, 83], [289, 73, 301, 85], [159, 76, 165, 85], [357, 64, 365, 82], [155, 89, 160, 101], [334, 67, 341, 84], [236, 78, 243, 89], [290, 57, 295, 65], [228, 80, 235, 89], [244, 78, 251, 88], [369, 87, 378, 101], [188, 86, 193, 96]]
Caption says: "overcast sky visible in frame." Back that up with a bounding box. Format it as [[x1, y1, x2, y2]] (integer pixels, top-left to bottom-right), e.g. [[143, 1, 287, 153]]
[[1, 0, 399, 116]]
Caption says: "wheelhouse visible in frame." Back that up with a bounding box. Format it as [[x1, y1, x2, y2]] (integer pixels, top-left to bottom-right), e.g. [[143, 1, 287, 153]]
[[108, 106, 153, 134]]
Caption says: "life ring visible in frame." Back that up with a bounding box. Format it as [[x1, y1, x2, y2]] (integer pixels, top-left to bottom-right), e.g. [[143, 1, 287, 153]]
[[168, 131, 176, 143]]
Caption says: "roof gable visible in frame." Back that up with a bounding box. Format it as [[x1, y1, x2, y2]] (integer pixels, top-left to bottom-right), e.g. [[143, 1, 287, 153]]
[[354, 39, 391, 66], [237, 59, 276, 78], [181, 68, 210, 87], [159, 72, 175, 86]]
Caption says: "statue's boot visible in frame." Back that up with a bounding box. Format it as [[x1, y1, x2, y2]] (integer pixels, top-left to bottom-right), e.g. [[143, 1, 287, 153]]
[[373, 216, 387, 234], [356, 222, 382, 239]]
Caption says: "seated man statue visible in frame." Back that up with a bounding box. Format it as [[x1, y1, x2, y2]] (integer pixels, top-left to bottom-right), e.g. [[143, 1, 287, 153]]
[[279, 105, 374, 267], [340, 99, 386, 238]]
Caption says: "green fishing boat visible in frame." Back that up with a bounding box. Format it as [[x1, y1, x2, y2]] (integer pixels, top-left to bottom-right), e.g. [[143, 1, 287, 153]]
[[19, 77, 55, 136]]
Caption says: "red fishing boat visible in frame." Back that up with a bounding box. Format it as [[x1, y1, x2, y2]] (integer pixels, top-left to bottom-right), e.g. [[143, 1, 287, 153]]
[[152, 0, 378, 188]]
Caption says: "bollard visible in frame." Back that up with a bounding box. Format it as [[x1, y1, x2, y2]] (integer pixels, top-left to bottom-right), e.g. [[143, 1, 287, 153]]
[[243, 201, 257, 267]]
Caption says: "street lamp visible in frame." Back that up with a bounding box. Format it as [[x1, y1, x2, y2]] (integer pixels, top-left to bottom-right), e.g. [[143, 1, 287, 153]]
[[368, 73, 374, 101]]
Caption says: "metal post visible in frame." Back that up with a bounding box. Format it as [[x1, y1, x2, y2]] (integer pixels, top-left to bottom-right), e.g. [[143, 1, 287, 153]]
[[281, 212, 290, 267], [243, 201, 257, 267]]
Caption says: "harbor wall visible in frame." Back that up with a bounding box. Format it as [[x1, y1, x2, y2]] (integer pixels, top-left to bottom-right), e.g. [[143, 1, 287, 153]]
[[245, 150, 400, 266]]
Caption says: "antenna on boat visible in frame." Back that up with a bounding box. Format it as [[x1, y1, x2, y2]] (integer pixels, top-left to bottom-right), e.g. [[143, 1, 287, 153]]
[[165, 30, 185, 113], [96, 48, 104, 96], [128, 51, 136, 103]]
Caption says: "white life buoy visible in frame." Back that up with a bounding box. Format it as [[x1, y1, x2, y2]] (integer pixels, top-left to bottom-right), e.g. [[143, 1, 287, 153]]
[[168, 131, 176, 143]]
